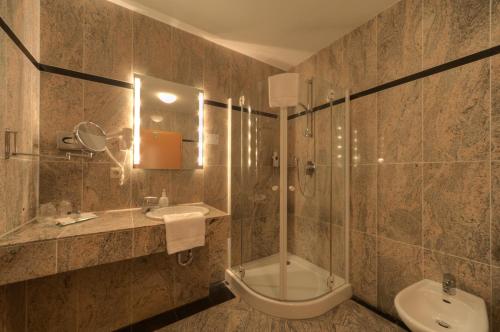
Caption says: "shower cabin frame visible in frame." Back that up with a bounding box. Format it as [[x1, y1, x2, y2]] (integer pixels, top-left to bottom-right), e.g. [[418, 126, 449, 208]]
[[226, 89, 352, 319]]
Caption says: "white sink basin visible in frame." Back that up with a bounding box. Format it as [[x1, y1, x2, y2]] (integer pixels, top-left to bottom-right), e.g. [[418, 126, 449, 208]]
[[146, 205, 210, 220], [395, 279, 488, 332]]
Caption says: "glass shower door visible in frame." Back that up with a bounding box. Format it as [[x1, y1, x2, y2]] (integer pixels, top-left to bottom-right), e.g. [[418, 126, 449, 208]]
[[231, 85, 282, 300], [230, 76, 348, 302]]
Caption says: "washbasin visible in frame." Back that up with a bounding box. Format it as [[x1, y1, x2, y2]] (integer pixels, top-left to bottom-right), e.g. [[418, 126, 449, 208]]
[[395, 279, 488, 332], [146, 205, 210, 220]]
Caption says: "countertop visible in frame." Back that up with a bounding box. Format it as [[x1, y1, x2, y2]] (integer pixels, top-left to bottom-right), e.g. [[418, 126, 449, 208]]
[[0, 203, 227, 247], [0, 203, 229, 286]]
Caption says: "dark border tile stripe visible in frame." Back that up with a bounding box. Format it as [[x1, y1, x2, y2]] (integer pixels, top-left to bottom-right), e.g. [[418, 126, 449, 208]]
[[289, 44, 500, 120], [205, 99, 278, 118], [0, 17, 39, 69], [38, 63, 134, 89], [115, 282, 235, 332], [2, 12, 500, 121], [352, 296, 410, 331], [0, 16, 278, 118]]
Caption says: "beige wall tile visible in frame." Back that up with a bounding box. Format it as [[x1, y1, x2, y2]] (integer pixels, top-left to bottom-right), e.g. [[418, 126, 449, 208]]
[[83, 80, 132, 162], [493, 0, 500, 45], [351, 95, 377, 164], [26, 272, 78, 332], [40, 161, 83, 210], [377, 237, 423, 316], [82, 162, 131, 212], [83, 0, 132, 82], [290, 216, 329, 270], [131, 254, 175, 323], [0, 241, 56, 285], [171, 28, 205, 89], [351, 164, 376, 235], [490, 162, 500, 266], [3, 37, 38, 155], [378, 163, 422, 245], [203, 166, 227, 212], [130, 168, 170, 207], [1, 159, 38, 232], [168, 169, 204, 205], [423, 0, 489, 68], [40, 73, 83, 155], [204, 106, 228, 166], [423, 60, 489, 162], [343, 19, 377, 93], [203, 43, 231, 102], [133, 13, 172, 80], [377, 0, 422, 83], [77, 261, 132, 331], [208, 217, 230, 283], [314, 109, 332, 166], [423, 250, 491, 310], [3, 0, 40, 59], [250, 216, 280, 261], [377, 81, 422, 163], [423, 162, 490, 263], [492, 55, 500, 160], [40, 0, 84, 70], [350, 231, 377, 306], [314, 39, 345, 90], [57, 231, 133, 272], [230, 51, 252, 102]]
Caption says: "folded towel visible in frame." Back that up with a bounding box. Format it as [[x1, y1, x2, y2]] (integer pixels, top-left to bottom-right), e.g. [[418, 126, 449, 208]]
[[163, 212, 206, 254]]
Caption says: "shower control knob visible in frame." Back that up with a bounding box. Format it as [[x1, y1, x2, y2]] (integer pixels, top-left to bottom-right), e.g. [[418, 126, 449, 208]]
[[288, 186, 295, 192], [271, 185, 279, 191]]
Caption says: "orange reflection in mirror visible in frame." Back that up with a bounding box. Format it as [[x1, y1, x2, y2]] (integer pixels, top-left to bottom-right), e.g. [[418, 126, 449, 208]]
[[138, 128, 182, 169]]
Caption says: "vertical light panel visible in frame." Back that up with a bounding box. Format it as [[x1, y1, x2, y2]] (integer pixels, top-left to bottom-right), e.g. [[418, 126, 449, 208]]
[[248, 106, 252, 167], [227, 98, 232, 215], [133, 77, 141, 165], [197, 92, 204, 166]]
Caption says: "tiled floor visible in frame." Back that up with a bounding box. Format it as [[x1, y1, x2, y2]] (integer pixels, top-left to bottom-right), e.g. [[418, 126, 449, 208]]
[[157, 298, 406, 331]]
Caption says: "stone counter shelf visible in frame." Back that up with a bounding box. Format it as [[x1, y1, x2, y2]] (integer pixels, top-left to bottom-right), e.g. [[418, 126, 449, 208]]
[[0, 203, 228, 286]]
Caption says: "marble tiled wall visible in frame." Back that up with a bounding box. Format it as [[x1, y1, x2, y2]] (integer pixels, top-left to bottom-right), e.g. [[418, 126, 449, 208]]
[[37, 0, 280, 215], [0, 0, 40, 237], [0, 0, 281, 330], [292, 0, 500, 329]]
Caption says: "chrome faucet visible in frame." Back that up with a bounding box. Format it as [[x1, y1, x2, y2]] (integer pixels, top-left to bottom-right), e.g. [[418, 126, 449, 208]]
[[142, 196, 158, 213], [442, 273, 456, 295]]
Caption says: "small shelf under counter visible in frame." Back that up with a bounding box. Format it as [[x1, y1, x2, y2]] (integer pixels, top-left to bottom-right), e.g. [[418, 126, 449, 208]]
[[0, 203, 229, 286]]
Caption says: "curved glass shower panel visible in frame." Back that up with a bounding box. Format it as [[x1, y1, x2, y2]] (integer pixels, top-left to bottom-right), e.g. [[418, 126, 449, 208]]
[[230, 83, 281, 300], [230, 75, 348, 302]]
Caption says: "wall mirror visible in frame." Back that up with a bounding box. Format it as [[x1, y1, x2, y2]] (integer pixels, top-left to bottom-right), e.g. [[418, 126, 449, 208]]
[[133, 74, 204, 169]]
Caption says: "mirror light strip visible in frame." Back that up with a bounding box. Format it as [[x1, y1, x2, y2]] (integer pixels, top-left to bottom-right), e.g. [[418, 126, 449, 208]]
[[133, 77, 141, 165], [198, 92, 204, 166]]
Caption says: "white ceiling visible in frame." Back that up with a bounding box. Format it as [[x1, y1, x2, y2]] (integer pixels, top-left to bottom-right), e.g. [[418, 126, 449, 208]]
[[109, 0, 399, 70]]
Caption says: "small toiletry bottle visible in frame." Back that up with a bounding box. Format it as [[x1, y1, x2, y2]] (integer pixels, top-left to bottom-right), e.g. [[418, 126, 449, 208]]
[[159, 189, 169, 207]]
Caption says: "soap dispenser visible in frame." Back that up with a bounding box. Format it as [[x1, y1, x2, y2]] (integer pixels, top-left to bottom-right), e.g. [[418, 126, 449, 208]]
[[159, 189, 169, 207]]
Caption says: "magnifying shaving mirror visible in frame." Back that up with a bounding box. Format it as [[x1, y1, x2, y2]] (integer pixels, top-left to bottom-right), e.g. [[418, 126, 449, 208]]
[[74, 121, 107, 153]]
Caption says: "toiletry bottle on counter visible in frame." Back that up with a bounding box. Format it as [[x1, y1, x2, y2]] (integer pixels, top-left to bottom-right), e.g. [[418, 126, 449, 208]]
[[159, 189, 169, 207]]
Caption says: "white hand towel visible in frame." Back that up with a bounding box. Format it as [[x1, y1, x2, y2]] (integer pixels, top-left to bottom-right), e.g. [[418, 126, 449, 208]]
[[163, 212, 206, 254]]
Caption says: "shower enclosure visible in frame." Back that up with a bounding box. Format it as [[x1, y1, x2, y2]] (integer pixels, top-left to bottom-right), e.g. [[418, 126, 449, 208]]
[[225, 74, 352, 319]]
